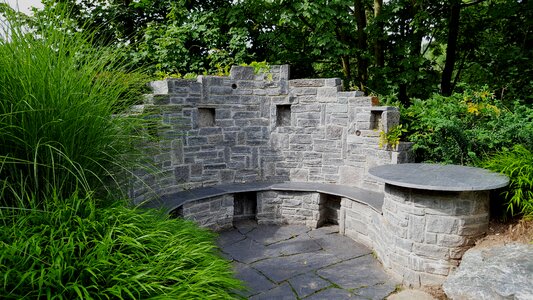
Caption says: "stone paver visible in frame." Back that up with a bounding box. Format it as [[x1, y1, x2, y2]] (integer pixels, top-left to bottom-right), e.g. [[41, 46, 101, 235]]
[[218, 222, 400, 299], [387, 289, 435, 300]]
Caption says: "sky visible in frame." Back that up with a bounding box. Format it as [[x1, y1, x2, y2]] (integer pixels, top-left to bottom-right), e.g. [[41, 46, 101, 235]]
[[6, 0, 44, 15]]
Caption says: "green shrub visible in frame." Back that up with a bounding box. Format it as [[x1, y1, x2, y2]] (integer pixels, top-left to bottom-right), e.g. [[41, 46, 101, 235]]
[[483, 145, 533, 218], [404, 87, 533, 164], [0, 195, 243, 299], [0, 7, 150, 206]]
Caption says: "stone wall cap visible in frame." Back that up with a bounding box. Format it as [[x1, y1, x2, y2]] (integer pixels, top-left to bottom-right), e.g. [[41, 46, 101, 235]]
[[368, 163, 509, 191]]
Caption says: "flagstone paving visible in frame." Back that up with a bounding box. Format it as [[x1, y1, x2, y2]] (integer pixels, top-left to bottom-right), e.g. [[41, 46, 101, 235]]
[[218, 221, 401, 299]]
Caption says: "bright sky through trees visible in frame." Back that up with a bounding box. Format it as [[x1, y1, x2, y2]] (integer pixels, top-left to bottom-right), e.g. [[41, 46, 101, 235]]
[[6, 0, 43, 15]]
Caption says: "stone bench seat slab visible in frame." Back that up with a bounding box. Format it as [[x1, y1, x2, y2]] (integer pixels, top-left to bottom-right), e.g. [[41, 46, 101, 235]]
[[369, 163, 509, 191], [141, 181, 384, 214]]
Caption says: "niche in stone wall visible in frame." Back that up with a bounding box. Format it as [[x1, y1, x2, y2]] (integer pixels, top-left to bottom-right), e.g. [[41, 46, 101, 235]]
[[370, 110, 383, 130], [198, 107, 216, 127], [233, 192, 257, 221], [318, 194, 341, 227], [170, 206, 184, 218], [276, 105, 291, 127]]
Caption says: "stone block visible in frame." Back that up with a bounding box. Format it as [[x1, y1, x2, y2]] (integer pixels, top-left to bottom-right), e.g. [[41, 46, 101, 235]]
[[325, 78, 342, 87], [290, 79, 325, 87], [412, 243, 449, 259], [230, 66, 255, 80], [426, 215, 460, 234], [289, 134, 313, 144], [326, 125, 344, 139], [326, 104, 348, 113], [298, 118, 321, 127], [174, 165, 190, 183], [290, 87, 317, 95], [283, 198, 302, 207], [437, 234, 467, 247], [290, 168, 309, 181], [408, 215, 426, 243], [317, 87, 339, 99]]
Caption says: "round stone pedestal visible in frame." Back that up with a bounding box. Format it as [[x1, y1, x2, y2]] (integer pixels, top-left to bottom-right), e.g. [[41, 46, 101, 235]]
[[369, 163, 509, 286]]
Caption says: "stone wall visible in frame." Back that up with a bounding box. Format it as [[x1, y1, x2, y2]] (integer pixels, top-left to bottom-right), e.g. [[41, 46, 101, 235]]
[[341, 185, 491, 287], [178, 194, 234, 231], [130, 65, 412, 203], [380, 186, 490, 286], [129, 64, 496, 288], [257, 191, 321, 228]]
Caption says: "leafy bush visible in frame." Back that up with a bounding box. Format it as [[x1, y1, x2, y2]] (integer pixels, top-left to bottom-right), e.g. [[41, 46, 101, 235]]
[[0, 7, 150, 205], [0, 195, 243, 299], [404, 87, 533, 164], [483, 146, 533, 218]]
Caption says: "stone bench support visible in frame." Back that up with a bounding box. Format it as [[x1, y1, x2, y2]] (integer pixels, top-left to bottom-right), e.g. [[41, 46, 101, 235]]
[[368, 163, 509, 287]]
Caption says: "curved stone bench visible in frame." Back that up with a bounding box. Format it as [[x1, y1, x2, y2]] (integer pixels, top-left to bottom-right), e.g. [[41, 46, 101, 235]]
[[142, 164, 509, 288], [142, 181, 384, 230]]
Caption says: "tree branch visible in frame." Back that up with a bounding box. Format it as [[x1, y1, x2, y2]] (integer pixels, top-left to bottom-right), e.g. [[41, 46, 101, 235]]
[[461, 0, 487, 8]]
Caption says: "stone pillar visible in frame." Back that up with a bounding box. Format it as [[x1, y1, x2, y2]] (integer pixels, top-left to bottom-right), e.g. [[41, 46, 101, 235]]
[[181, 194, 234, 231], [381, 184, 490, 287]]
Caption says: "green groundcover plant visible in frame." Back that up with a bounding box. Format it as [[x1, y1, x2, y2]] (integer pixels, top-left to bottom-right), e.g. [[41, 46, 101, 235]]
[[0, 195, 244, 299], [404, 87, 533, 165]]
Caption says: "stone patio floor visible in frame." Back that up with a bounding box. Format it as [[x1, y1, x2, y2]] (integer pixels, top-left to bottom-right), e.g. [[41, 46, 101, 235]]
[[217, 220, 402, 299]]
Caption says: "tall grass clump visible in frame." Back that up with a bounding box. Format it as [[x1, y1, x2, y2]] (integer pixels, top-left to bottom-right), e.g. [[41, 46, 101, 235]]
[[483, 145, 533, 219], [0, 195, 243, 299], [0, 5, 149, 206], [1, 6, 244, 298]]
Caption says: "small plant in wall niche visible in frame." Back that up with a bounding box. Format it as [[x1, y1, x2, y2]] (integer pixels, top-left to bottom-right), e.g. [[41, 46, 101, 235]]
[[379, 125, 407, 150]]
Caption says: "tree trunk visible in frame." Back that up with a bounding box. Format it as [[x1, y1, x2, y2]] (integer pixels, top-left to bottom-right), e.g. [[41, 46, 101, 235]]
[[341, 56, 351, 79], [373, 0, 384, 67], [354, 0, 368, 90], [441, 1, 461, 96]]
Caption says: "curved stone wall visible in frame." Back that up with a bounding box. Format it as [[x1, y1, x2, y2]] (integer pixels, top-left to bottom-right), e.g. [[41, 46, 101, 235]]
[[130, 65, 412, 203], [133, 67, 501, 288]]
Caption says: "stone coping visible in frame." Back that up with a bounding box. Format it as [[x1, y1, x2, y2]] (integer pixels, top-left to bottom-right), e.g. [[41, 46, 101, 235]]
[[141, 181, 384, 214], [368, 163, 509, 191]]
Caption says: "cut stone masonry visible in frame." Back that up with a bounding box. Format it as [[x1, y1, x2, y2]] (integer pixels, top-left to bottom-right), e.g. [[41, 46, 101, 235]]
[[134, 65, 506, 288], [131, 65, 411, 201]]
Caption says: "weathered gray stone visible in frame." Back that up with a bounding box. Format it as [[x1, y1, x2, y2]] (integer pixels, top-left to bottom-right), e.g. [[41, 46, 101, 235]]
[[133, 65, 512, 291], [443, 244, 533, 300], [289, 273, 331, 298], [318, 255, 400, 290], [369, 163, 509, 191], [305, 288, 356, 300]]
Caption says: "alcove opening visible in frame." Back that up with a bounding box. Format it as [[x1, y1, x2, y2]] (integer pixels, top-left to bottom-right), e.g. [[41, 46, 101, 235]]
[[370, 111, 383, 130], [233, 192, 257, 221], [276, 105, 291, 127], [318, 194, 341, 227], [170, 206, 184, 218], [198, 107, 216, 127]]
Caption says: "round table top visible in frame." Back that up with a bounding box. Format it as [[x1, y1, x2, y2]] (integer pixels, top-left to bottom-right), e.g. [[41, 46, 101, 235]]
[[368, 163, 509, 191]]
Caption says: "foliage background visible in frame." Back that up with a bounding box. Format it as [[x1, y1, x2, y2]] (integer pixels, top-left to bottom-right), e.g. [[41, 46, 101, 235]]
[[31, 0, 532, 105]]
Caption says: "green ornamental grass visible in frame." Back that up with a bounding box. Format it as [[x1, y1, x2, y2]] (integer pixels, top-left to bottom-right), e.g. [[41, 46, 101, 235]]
[[0, 195, 243, 299], [0, 5, 244, 299], [0, 4, 149, 206], [483, 145, 533, 218]]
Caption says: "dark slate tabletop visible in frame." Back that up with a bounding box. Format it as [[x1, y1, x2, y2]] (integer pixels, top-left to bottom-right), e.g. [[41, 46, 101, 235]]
[[368, 163, 509, 191]]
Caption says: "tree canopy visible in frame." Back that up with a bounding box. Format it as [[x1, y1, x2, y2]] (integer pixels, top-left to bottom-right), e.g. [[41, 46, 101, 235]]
[[25, 0, 533, 104]]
